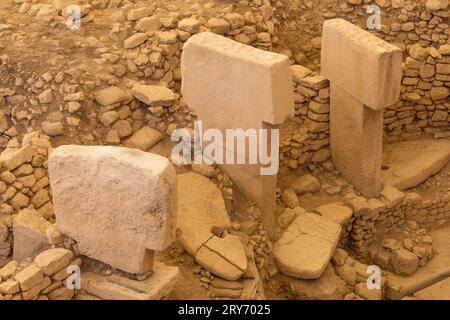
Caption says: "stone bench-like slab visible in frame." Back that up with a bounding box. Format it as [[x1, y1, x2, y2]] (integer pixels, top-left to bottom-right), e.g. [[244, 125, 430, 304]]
[[48, 145, 177, 275]]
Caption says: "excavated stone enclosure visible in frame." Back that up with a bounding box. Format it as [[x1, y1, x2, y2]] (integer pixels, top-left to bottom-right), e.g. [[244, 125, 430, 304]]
[[0, 0, 449, 300]]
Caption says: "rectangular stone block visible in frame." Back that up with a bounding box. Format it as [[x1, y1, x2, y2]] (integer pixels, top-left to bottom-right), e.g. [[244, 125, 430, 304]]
[[181, 32, 294, 131], [321, 19, 403, 110], [181, 32, 294, 229], [330, 84, 384, 198], [48, 145, 177, 275]]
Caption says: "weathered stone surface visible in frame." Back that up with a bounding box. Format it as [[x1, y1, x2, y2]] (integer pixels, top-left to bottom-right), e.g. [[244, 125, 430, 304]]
[[81, 263, 180, 300], [131, 84, 175, 107], [391, 249, 419, 276], [195, 234, 247, 281], [181, 32, 294, 230], [321, 19, 402, 110], [94, 86, 131, 106], [48, 145, 177, 274], [330, 84, 384, 198], [274, 212, 341, 279], [315, 204, 353, 225], [177, 172, 230, 255], [14, 264, 43, 291], [0, 145, 34, 171], [34, 248, 73, 276], [382, 139, 450, 190], [124, 126, 163, 151], [13, 208, 51, 262], [280, 265, 350, 299], [292, 174, 320, 194]]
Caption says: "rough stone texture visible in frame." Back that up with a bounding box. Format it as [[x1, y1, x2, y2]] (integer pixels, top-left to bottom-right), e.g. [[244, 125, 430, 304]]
[[177, 172, 230, 255], [93, 86, 131, 106], [273, 212, 342, 279], [81, 263, 180, 300], [391, 248, 420, 276], [131, 84, 175, 107], [123, 126, 163, 151], [48, 145, 177, 274], [181, 32, 294, 230], [321, 18, 403, 110], [195, 234, 247, 281], [315, 204, 353, 225], [330, 84, 384, 198], [280, 265, 350, 300], [13, 208, 51, 262], [34, 248, 73, 276], [382, 139, 450, 190]]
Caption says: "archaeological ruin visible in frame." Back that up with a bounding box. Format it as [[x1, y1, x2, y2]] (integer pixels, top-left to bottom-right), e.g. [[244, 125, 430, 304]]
[[0, 0, 449, 303]]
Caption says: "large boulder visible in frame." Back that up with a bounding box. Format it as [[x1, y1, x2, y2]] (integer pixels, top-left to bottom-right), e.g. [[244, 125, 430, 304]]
[[48, 145, 177, 275]]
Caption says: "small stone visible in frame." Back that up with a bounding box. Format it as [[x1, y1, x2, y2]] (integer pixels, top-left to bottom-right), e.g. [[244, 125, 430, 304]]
[[131, 85, 175, 107], [292, 174, 320, 194], [124, 126, 163, 151]]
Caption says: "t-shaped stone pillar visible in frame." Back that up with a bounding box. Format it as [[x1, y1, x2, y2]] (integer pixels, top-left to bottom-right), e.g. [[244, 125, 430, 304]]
[[181, 32, 294, 230], [321, 19, 402, 198], [48, 145, 177, 275]]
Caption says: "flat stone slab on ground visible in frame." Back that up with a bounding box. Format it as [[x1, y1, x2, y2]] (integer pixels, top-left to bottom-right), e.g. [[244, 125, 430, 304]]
[[81, 263, 180, 300], [48, 145, 177, 275], [382, 139, 450, 190], [273, 212, 342, 279], [177, 172, 231, 255]]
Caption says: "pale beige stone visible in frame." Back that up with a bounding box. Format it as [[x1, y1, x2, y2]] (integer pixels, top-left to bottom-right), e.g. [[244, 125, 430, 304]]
[[330, 84, 384, 198], [81, 263, 180, 300], [48, 145, 177, 274], [13, 208, 51, 262], [181, 32, 294, 229], [34, 248, 73, 276], [273, 212, 341, 279], [321, 19, 402, 110], [14, 265, 44, 291]]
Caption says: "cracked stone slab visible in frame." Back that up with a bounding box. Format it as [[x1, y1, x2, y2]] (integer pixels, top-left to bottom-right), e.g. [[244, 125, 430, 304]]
[[382, 139, 450, 190], [195, 234, 248, 281], [273, 212, 341, 279], [176, 172, 231, 255]]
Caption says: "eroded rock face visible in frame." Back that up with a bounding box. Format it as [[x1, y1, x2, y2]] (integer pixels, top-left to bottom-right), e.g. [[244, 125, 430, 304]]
[[274, 212, 342, 279], [48, 145, 177, 275]]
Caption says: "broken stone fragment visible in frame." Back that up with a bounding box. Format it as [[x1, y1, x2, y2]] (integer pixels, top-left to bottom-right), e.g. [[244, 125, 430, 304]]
[[48, 145, 177, 274], [123, 126, 163, 151], [195, 234, 248, 281], [13, 208, 51, 262], [131, 84, 175, 107], [315, 203, 353, 225], [93, 86, 131, 106], [176, 172, 231, 256], [391, 248, 419, 276], [81, 263, 180, 300], [274, 212, 341, 279], [124, 33, 147, 49], [292, 174, 320, 194]]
